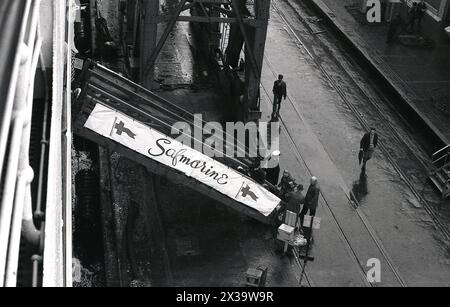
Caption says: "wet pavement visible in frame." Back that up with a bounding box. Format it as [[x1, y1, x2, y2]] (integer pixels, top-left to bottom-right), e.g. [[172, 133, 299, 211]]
[[301, 0, 450, 143], [258, 0, 450, 286]]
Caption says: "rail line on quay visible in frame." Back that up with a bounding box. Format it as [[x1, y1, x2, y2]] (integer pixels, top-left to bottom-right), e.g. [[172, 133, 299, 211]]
[[263, 0, 412, 287], [277, 0, 450, 243], [260, 72, 379, 287]]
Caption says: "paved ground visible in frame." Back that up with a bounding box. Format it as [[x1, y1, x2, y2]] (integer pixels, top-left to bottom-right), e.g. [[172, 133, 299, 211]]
[[301, 0, 450, 144], [259, 0, 450, 286]]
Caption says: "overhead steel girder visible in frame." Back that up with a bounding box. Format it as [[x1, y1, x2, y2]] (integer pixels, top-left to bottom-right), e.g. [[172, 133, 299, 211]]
[[155, 15, 263, 26], [144, 0, 189, 77], [230, 0, 260, 80], [143, 0, 266, 76]]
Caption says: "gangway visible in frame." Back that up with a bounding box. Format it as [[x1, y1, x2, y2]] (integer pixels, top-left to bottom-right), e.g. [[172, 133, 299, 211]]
[[73, 60, 282, 224]]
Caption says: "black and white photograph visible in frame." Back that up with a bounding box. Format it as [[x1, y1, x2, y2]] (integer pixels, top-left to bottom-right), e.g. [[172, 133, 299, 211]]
[[1, 0, 450, 291]]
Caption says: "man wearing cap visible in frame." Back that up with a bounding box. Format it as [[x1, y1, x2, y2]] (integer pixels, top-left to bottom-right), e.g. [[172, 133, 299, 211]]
[[278, 170, 292, 188], [278, 170, 295, 200], [272, 75, 287, 119], [300, 177, 320, 226]]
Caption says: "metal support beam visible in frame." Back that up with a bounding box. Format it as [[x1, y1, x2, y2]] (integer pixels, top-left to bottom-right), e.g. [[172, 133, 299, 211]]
[[245, 0, 270, 112], [143, 0, 188, 81], [138, 0, 270, 119], [231, 0, 260, 79], [140, 0, 159, 88], [155, 14, 261, 25]]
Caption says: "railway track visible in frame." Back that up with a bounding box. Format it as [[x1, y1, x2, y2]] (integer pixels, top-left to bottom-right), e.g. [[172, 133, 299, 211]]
[[257, 0, 447, 287], [278, 0, 450, 243]]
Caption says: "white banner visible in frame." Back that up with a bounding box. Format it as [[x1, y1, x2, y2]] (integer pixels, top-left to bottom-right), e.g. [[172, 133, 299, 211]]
[[84, 104, 281, 217]]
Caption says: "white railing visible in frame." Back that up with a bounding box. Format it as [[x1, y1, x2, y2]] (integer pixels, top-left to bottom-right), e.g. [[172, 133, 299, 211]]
[[432, 144, 450, 170], [42, 0, 74, 288], [431, 144, 450, 199], [0, 0, 75, 288], [0, 0, 43, 287]]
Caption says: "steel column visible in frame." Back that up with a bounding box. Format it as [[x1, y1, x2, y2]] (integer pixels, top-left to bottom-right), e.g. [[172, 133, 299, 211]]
[[143, 0, 188, 87]]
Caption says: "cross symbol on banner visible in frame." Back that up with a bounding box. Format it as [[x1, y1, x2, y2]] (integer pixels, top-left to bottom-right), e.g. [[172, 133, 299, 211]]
[[114, 121, 137, 139], [239, 184, 259, 202]]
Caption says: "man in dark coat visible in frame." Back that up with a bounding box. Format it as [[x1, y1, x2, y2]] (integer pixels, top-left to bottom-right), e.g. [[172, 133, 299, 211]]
[[286, 185, 305, 214], [285, 185, 305, 230], [249, 160, 266, 184], [278, 170, 296, 201], [272, 75, 287, 119], [416, 0, 427, 28], [300, 177, 320, 226], [360, 128, 379, 171]]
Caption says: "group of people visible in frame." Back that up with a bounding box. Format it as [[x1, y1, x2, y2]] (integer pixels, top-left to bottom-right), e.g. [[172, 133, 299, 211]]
[[270, 129, 378, 238], [241, 151, 320, 228], [281, 173, 321, 229], [387, 0, 427, 43], [264, 74, 380, 235]]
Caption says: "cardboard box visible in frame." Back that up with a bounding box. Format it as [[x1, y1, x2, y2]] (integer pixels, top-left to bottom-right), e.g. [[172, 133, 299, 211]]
[[277, 224, 295, 242]]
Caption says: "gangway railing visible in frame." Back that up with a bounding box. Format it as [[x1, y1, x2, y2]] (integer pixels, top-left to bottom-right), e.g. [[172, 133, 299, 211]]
[[74, 59, 259, 169], [0, 0, 44, 287], [73, 61, 283, 224], [432, 145, 450, 170], [429, 145, 450, 199]]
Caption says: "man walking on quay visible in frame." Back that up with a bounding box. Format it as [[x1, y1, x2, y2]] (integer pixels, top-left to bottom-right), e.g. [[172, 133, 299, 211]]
[[406, 2, 418, 32], [416, 0, 427, 29], [359, 128, 379, 172], [300, 177, 320, 226], [272, 75, 287, 120]]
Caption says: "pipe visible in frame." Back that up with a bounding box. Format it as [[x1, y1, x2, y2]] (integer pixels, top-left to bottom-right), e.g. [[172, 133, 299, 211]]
[[21, 38, 43, 244], [31, 255, 42, 287], [34, 50, 50, 222]]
